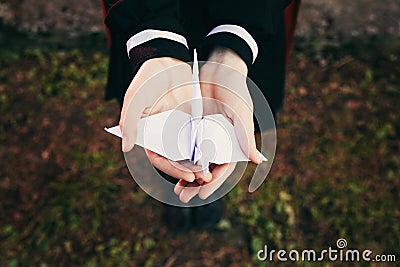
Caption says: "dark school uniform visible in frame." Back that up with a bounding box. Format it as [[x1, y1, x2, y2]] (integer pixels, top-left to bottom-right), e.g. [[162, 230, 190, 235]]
[[100, 0, 301, 118]]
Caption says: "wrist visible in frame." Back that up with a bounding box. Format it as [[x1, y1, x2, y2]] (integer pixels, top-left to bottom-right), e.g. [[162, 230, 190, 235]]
[[207, 47, 248, 76]]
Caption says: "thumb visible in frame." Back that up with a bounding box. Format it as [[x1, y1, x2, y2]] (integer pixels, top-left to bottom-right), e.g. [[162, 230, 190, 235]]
[[120, 90, 147, 152], [120, 70, 168, 152], [233, 111, 261, 164]]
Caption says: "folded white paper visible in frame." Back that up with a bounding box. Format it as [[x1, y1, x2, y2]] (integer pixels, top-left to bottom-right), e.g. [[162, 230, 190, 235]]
[[105, 50, 267, 174]]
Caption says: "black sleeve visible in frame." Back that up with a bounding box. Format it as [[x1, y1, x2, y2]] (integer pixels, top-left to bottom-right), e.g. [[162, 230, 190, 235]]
[[104, 0, 190, 63], [198, 0, 293, 69], [105, 1, 182, 40], [101, 0, 190, 104]]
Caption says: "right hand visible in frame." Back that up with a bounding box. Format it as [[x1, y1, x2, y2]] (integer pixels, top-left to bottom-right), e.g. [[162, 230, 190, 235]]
[[120, 57, 212, 183]]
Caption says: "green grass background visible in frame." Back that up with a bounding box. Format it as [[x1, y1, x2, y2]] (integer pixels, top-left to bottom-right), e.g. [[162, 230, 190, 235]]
[[0, 37, 399, 266]]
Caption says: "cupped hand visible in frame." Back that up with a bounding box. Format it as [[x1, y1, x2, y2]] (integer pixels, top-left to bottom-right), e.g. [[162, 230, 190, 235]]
[[120, 57, 209, 183], [174, 48, 262, 203]]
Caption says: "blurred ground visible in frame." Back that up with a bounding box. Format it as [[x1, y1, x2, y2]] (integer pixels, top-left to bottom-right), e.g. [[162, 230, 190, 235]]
[[0, 36, 399, 266], [1, 0, 400, 39]]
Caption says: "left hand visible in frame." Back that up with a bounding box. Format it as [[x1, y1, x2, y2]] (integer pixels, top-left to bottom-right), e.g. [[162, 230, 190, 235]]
[[174, 48, 261, 203]]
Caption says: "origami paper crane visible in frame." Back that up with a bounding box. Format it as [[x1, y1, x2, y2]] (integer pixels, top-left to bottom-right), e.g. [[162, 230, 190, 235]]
[[105, 50, 267, 174]]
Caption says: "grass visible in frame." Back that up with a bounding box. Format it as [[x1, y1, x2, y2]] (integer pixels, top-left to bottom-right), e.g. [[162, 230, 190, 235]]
[[0, 37, 399, 266]]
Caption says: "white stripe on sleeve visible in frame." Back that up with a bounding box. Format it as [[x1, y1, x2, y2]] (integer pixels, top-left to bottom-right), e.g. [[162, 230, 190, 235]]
[[206, 24, 258, 63], [126, 29, 188, 57]]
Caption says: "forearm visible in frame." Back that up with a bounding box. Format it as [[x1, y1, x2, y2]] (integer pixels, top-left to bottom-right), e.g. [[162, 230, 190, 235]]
[[206, 47, 248, 76]]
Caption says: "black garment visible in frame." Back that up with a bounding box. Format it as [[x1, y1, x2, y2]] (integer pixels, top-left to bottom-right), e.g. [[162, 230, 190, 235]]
[[102, 0, 293, 115], [101, 0, 296, 232]]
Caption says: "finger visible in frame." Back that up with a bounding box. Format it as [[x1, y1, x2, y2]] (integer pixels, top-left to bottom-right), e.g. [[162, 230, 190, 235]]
[[198, 162, 236, 200], [232, 109, 261, 164], [174, 180, 188, 195], [194, 169, 212, 183], [223, 81, 260, 164], [195, 178, 205, 185], [174, 178, 203, 199], [176, 160, 212, 182], [120, 64, 170, 152], [179, 181, 201, 203], [145, 149, 195, 182]]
